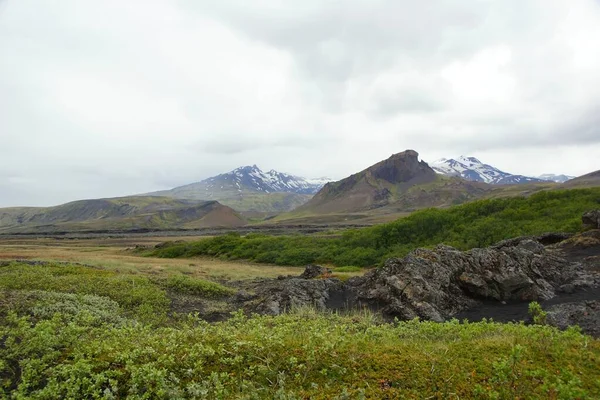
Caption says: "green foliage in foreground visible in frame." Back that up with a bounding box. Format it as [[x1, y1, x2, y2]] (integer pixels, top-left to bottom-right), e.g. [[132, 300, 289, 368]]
[[0, 262, 233, 325], [0, 261, 599, 398], [0, 262, 170, 324], [162, 275, 235, 298], [150, 188, 600, 267], [1, 307, 599, 399]]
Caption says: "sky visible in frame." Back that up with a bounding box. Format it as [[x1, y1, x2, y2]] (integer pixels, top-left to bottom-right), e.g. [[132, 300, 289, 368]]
[[1, 0, 599, 207]]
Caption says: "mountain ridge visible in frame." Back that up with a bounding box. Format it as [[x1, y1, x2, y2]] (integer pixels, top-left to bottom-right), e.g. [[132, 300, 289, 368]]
[[430, 156, 547, 185], [148, 166, 331, 213], [292, 150, 490, 216]]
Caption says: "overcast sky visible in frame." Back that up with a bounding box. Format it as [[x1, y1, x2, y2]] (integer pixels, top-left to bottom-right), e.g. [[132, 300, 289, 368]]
[[1, 0, 599, 207]]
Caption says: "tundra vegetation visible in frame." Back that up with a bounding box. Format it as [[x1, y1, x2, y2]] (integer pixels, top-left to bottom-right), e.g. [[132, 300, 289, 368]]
[[150, 188, 600, 267], [1, 260, 599, 399], [1, 188, 600, 398]]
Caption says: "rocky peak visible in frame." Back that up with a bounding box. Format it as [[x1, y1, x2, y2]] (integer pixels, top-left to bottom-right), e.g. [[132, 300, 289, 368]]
[[370, 150, 436, 184]]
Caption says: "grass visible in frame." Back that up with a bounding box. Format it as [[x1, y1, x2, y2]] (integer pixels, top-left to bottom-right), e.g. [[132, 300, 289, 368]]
[[0, 236, 301, 280], [150, 188, 600, 268], [0, 262, 170, 324]]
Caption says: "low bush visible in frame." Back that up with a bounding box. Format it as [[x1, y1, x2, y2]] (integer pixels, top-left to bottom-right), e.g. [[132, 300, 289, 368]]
[[151, 188, 600, 267], [162, 275, 235, 298], [0, 310, 598, 399], [0, 262, 169, 324]]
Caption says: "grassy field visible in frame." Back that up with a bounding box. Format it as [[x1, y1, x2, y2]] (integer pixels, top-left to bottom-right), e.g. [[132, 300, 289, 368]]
[[0, 236, 300, 280]]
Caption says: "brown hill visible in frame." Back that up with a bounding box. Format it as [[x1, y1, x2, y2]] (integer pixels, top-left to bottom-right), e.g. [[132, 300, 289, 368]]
[[0, 197, 246, 234], [562, 170, 600, 188], [292, 150, 490, 215]]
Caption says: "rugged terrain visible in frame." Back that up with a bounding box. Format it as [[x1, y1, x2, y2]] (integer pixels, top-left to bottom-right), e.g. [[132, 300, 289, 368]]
[[289, 150, 490, 217], [142, 211, 600, 337]]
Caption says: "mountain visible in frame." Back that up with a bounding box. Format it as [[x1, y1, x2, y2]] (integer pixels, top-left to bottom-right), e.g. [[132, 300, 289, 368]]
[[562, 170, 600, 188], [0, 196, 246, 234], [149, 166, 331, 213], [537, 174, 576, 183], [430, 156, 546, 185], [291, 150, 490, 216]]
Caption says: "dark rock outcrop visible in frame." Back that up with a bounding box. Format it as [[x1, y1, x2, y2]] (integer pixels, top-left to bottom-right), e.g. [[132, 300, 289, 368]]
[[299, 265, 331, 279], [370, 150, 436, 184], [583, 210, 600, 230], [249, 277, 343, 315], [347, 240, 595, 322], [547, 301, 600, 337], [548, 229, 600, 272]]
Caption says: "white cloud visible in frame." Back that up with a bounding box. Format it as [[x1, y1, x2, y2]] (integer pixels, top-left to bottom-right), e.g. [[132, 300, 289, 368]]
[[0, 0, 599, 206]]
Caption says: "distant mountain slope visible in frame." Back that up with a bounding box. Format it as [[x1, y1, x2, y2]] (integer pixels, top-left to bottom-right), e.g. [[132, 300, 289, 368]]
[[292, 150, 490, 215], [430, 156, 546, 185], [537, 174, 576, 183], [148, 166, 331, 212], [562, 170, 600, 188], [0, 196, 246, 234]]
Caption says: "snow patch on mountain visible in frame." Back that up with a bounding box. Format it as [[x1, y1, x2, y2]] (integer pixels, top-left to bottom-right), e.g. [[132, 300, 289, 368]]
[[429, 156, 546, 185], [204, 165, 331, 194], [536, 174, 575, 183]]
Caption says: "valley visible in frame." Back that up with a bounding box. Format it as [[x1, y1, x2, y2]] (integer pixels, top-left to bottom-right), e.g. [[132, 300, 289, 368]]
[[1, 150, 599, 398]]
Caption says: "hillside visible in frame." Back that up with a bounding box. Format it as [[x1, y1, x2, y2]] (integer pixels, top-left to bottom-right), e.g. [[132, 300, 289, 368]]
[[563, 169, 600, 188], [148, 165, 329, 213], [287, 150, 490, 217], [0, 196, 246, 234]]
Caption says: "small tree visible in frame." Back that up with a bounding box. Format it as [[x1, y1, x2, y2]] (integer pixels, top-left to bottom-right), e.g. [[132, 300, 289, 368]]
[[528, 301, 547, 325]]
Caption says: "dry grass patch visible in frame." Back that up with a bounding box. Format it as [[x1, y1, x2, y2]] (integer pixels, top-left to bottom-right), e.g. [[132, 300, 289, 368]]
[[0, 237, 300, 280]]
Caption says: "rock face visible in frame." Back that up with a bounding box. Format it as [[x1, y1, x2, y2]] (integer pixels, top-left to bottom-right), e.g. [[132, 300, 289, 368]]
[[583, 210, 600, 230], [232, 229, 598, 323], [347, 240, 594, 322], [299, 265, 331, 279], [249, 277, 343, 316], [547, 301, 600, 337], [370, 150, 436, 184]]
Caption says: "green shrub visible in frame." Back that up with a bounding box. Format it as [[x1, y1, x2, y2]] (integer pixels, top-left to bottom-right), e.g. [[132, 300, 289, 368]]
[[528, 301, 547, 325], [0, 311, 598, 399], [0, 262, 169, 324], [150, 188, 600, 268]]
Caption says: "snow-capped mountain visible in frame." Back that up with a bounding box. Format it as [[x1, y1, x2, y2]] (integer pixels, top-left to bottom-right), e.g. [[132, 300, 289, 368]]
[[203, 165, 330, 195], [536, 174, 575, 183], [430, 156, 546, 185], [147, 166, 332, 213]]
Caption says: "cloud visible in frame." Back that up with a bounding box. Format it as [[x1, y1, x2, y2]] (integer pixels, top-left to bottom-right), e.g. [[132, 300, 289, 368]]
[[0, 0, 599, 206]]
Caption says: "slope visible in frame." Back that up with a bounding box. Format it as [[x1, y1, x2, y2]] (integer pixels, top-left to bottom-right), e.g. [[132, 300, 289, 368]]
[[562, 170, 600, 188], [288, 150, 490, 217], [148, 165, 329, 213], [0, 196, 246, 234]]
